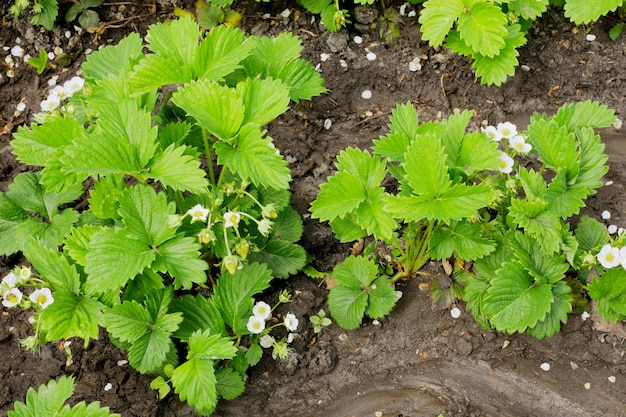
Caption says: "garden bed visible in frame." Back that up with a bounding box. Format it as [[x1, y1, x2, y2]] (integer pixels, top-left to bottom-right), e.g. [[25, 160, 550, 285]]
[[1, 1, 626, 416]]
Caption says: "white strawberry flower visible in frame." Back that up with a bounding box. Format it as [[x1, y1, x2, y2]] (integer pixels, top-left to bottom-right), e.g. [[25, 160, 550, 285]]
[[252, 301, 272, 320], [63, 76, 84, 97], [284, 313, 299, 332], [247, 315, 266, 334], [224, 211, 241, 228], [29, 288, 54, 309], [186, 204, 209, 222], [482, 125, 503, 142], [497, 121, 518, 139], [40, 94, 61, 112], [497, 152, 514, 174], [2, 288, 23, 308], [509, 135, 532, 153], [597, 244, 620, 268]]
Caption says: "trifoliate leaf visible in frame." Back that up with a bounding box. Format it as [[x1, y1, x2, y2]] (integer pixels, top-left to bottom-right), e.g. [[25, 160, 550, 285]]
[[483, 262, 554, 333], [328, 285, 368, 330], [563, 0, 622, 24], [8, 375, 74, 417], [575, 215, 609, 252], [364, 276, 397, 319], [11, 115, 83, 167], [171, 295, 226, 341], [194, 25, 254, 81], [527, 280, 572, 339], [588, 268, 626, 323], [84, 228, 155, 295], [172, 78, 245, 141], [248, 239, 307, 278], [38, 290, 102, 345], [428, 221, 496, 261], [147, 144, 208, 194], [275, 57, 328, 102], [333, 256, 378, 289], [214, 124, 291, 190], [385, 183, 496, 223], [403, 134, 451, 196], [419, 0, 465, 48], [216, 368, 246, 401], [457, 2, 508, 58], [81, 32, 143, 82], [118, 184, 176, 247], [24, 239, 80, 293], [213, 262, 273, 334], [471, 24, 528, 86], [152, 234, 208, 289]]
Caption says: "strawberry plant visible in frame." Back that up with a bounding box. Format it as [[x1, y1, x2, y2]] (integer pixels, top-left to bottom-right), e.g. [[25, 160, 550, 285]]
[[2, 15, 326, 415], [311, 100, 621, 337]]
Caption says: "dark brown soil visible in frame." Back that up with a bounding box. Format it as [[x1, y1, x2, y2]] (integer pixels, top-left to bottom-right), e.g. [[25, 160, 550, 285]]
[[2, 1, 626, 416]]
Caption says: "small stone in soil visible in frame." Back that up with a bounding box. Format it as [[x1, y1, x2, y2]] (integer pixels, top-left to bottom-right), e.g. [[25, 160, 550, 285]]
[[450, 307, 461, 318], [609, 375, 616, 383], [361, 90, 372, 99], [540, 362, 550, 371], [584, 382, 591, 389]]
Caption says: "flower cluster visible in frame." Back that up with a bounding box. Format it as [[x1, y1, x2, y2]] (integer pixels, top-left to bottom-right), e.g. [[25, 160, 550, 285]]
[[1, 266, 54, 310], [482, 122, 532, 174], [40, 75, 84, 112], [167, 185, 279, 274], [246, 293, 299, 360]]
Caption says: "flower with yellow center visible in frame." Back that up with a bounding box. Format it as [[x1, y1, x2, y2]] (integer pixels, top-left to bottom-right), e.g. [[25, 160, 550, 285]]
[[186, 204, 209, 223], [597, 244, 621, 269], [223, 211, 241, 228], [29, 288, 54, 309], [2, 288, 22, 308], [497, 152, 514, 174]]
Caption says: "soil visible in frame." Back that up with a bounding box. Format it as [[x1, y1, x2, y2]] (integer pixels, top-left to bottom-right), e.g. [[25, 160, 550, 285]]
[[1, 1, 626, 416]]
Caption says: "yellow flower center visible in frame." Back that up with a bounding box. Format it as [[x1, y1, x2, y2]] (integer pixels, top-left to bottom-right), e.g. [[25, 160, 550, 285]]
[[229, 214, 238, 224], [606, 253, 616, 263], [7, 293, 18, 303], [37, 295, 47, 305]]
